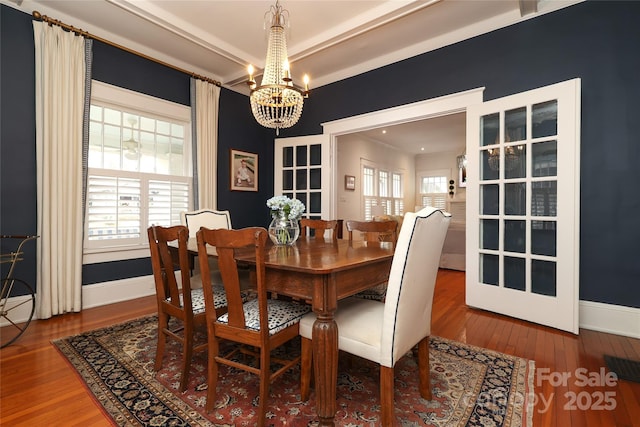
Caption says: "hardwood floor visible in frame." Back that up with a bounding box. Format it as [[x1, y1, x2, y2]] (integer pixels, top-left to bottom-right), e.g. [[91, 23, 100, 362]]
[[1, 269, 639, 426]]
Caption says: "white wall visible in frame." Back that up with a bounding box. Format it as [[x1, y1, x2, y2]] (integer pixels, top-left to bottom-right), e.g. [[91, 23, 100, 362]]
[[336, 134, 415, 230], [415, 150, 466, 202]]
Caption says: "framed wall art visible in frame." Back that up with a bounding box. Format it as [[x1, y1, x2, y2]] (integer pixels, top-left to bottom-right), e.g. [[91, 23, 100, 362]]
[[230, 149, 258, 191], [345, 175, 355, 191]]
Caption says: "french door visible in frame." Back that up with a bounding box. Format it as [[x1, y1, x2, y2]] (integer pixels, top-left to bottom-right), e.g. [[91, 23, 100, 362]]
[[274, 135, 331, 219], [466, 79, 581, 334]]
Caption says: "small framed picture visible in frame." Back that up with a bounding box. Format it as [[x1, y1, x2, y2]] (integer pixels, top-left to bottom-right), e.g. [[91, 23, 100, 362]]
[[230, 149, 258, 192], [345, 175, 355, 191]]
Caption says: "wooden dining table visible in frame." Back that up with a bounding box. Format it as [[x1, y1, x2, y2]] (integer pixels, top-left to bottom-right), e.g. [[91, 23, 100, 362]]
[[184, 236, 394, 426]]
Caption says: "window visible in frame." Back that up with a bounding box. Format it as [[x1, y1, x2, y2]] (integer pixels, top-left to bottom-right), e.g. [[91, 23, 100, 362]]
[[362, 164, 404, 220], [392, 172, 404, 215], [84, 81, 192, 262], [363, 166, 377, 219], [417, 172, 448, 210], [379, 171, 389, 197]]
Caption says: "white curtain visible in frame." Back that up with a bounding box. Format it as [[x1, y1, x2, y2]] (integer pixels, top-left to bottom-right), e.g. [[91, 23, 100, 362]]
[[33, 22, 86, 318], [193, 79, 220, 209]]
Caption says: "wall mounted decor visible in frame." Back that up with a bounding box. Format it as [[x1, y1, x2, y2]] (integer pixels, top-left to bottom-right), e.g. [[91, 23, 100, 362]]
[[459, 167, 467, 187], [345, 175, 355, 191], [230, 149, 258, 191]]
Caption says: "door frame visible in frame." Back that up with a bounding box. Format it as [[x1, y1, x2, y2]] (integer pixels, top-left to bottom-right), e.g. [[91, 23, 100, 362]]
[[322, 88, 485, 219]]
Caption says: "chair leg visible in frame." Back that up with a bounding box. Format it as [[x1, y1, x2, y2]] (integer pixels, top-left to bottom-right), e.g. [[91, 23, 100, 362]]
[[179, 323, 194, 392], [300, 337, 312, 401], [417, 336, 432, 400], [258, 347, 271, 427], [205, 336, 220, 412], [380, 365, 395, 426], [155, 313, 169, 371]]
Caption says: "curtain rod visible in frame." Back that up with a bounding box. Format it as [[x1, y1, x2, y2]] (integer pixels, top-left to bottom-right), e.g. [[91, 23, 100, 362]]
[[32, 10, 222, 87]]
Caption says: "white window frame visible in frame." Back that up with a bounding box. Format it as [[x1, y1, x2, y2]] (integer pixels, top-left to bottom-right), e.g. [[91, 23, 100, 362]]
[[392, 172, 404, 215], [416, 169, 450, 210], [84, 81, 192, 264], [362, 161, 404, 220]]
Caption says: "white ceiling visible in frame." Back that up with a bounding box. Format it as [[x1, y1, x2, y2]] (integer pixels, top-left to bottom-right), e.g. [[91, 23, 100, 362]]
[[352, 112, 467, 155], [6, 0, 581, 154]]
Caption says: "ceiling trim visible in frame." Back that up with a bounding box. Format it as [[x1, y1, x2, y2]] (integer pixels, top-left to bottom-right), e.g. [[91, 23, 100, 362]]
[[519, 0, 539, 16], [107, 0, 251, 67], [288, 0, 440, 63], [223, 0, 441, 89], [13, 0, 585, 94]]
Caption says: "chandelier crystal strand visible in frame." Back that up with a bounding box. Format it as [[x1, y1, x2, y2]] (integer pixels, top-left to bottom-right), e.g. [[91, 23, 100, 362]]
[[248, 1, 308, 135], [488, 146, 521, 171]]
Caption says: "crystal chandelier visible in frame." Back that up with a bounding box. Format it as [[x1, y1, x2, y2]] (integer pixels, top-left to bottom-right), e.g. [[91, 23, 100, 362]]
[[456, 151, 467, 169], [247, 1, 309, 135], [488, 145, 522, 171], [487, 129, 523, 171]]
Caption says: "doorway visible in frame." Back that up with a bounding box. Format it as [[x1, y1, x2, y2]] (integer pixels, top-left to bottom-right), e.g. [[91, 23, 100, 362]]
[[323, 88, 484, 222]]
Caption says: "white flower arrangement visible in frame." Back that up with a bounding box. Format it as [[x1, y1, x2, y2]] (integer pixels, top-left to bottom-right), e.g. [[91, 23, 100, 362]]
[[266, 195, 305, 221]]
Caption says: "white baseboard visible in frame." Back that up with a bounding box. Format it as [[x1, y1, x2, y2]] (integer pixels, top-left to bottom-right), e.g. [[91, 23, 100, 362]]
[[0, 275, 157, 327], [83, 286, 637, 338], [4, 278, 639, 340], [579, 300, 640, 339], [82, 275, 156, 309], [0, 294, 36, 327]]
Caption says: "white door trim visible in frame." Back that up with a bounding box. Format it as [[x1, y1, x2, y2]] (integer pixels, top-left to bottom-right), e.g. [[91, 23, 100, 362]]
[[321, 88, 485, 219]]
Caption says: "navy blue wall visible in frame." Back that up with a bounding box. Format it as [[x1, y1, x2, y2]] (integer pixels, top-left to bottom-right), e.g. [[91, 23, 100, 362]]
[[217, 89, 276, 228], [1, 1, 639, 307], [1, 7, 37, 285], [288, 1, 640, 309], [0, 5, 273, 286]]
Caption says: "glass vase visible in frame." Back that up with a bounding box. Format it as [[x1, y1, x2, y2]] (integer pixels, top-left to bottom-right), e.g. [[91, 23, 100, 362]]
[[268, 215, 300, 246]]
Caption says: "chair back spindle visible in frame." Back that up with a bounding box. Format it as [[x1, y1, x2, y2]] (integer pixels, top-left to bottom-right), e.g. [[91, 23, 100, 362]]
[[345, 219, 398, 244], [299, 218, 339, 240]]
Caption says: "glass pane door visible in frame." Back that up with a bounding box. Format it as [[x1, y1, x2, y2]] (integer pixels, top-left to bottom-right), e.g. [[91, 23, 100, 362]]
[[274, 135, 331, 219], [467, 79, 580, 333]]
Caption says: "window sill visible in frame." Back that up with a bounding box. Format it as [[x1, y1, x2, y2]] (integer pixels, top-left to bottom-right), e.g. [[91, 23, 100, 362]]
[[83, 246, 150, 264]]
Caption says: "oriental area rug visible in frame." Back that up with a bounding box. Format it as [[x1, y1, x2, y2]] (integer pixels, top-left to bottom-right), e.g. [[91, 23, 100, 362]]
[[53, 315, 534, 427]]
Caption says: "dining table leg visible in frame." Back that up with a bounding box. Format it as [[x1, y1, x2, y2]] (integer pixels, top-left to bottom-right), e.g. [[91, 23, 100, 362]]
[[311, 273, 339, 427], [312, 313, 338, 426]]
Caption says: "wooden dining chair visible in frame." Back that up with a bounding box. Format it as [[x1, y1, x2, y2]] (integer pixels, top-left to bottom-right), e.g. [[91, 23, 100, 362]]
[[147, 225, 232, 392], [299, 218, 339, 240], [345, 219, 399, 301], [345, 219, 398, 244], [299, 207, 451, 426], [196, 226, 311, 426]]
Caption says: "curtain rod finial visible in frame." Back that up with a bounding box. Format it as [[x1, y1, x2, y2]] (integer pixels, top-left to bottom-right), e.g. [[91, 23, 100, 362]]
[[32, 11, 42, 20]]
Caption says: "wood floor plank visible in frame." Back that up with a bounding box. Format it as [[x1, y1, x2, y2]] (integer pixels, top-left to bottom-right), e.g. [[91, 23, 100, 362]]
[[1, 272, 639, 427]]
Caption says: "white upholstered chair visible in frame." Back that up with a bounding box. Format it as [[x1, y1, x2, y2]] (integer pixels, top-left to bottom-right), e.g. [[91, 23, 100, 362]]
[[180, 209, 232, 237], [299, 207, 451, 426], [180, 209, 232, 278], [345, 219, 399, 301]]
